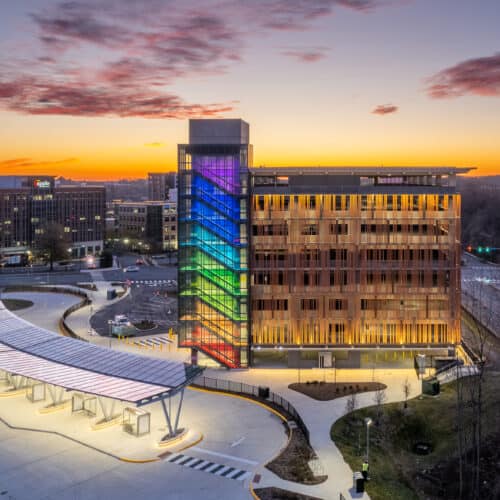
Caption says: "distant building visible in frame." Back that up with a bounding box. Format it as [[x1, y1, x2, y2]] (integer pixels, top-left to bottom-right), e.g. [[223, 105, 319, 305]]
[[0, 175, 105, 258], [148, 172, 177, 201], [178, 119, 472, 369], [116, 200, 177, 252], [163, 202, 177, 251]]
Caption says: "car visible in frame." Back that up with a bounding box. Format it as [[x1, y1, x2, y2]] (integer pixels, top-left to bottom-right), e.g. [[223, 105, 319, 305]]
[[136, 259, 144, 265], [123, 265, 139, 272], [114, 314, 131, 326]]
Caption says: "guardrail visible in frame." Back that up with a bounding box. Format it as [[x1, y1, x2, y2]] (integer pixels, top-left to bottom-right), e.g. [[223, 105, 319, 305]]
[[192, 375, 310, 443], [434, 359, 460, 376]]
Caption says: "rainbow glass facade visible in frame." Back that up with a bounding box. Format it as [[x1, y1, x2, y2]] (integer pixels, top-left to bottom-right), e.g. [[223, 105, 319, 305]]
[[178, 121, 251, 369]]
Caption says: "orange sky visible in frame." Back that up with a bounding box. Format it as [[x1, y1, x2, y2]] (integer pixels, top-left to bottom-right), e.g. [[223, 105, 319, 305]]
[[1, 1, 499, 180]]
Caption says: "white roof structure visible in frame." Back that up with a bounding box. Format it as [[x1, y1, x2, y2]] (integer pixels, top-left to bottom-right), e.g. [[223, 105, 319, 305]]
[[0, 304, 202, 405], [0, 344, 170, 403]]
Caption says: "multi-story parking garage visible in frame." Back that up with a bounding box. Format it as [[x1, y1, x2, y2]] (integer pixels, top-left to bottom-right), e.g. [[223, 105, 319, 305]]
[[178, 119, 472, 369]]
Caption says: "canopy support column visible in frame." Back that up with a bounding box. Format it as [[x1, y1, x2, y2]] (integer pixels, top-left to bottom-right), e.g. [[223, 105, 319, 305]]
[[97, 397, 117, 422], [47, 385, 66, 405], [160, 388, 185, 439]]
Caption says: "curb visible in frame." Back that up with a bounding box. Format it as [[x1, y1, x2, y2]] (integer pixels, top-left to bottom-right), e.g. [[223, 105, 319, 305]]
[[187, 386, 288, 423]]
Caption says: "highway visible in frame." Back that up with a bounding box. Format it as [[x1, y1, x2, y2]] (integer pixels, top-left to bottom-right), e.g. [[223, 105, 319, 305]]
[[461, 252, 500, 337]]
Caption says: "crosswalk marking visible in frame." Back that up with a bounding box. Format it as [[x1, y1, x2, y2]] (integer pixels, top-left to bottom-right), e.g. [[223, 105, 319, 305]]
[[134, 336, 172, 347], [193, 460, 209, 470], [165, 453, 250, 481]]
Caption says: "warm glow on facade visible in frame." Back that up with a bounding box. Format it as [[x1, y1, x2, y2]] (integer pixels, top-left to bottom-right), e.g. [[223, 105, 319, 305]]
[[178, 119, 471, 369]]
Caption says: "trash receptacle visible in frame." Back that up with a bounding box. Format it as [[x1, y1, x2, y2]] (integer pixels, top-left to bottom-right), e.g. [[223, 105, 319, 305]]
[[107, 289, 117, 300], [258, 386, 270, 399], [353, 471, 365, 493]]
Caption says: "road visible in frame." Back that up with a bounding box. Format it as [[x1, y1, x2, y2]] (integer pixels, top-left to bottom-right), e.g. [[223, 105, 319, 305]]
[[461, 252, 500, 337], [0, 253, 175, 287]]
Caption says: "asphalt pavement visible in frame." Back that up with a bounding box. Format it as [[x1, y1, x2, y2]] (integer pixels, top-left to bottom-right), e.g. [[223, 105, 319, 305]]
[[90, 281, 178, 337]]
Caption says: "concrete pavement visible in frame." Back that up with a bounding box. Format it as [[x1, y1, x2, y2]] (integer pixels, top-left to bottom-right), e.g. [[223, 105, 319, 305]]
[[3, 283, 424, 500], [0, 288, 289, 500]]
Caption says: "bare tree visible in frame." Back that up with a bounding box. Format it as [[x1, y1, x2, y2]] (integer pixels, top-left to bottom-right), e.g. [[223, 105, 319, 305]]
[[373, 388, 387, 424], [35, 222, 70, 271], [345, 392, 358, 421], [461, 280, 493, 500], [402, 378, 411, 410]]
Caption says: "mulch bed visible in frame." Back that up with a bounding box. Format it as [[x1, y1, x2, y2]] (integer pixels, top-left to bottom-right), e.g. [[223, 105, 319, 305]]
[[132, 320, 157, 330], [254, 487, 323, 500], [266, 425, 327, 485], [2, 298, 34, 311], [289, 381, 387, 401]]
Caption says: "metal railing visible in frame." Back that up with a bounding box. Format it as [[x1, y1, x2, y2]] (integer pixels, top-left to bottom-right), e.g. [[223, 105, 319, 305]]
[[192, 375, 310, 443]]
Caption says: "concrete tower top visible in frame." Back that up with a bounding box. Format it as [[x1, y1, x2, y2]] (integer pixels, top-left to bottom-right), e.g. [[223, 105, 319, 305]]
[[189, 119, 249, 145]]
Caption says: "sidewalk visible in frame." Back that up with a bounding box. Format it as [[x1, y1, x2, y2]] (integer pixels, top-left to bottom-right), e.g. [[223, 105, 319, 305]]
[[207, 366, 421, 499]]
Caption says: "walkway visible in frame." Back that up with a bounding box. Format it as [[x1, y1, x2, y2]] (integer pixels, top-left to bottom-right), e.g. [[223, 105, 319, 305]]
[[208, 367, 421, 499]]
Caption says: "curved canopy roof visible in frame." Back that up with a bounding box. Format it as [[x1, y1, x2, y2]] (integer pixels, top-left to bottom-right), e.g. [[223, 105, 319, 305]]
[[0, 304, 202, 405]]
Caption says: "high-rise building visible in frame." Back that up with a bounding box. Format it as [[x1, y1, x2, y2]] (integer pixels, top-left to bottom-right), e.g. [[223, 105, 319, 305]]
[[0, 176, 105, 259], [177, 120, 472, 369], [148, 172, 177, 201]]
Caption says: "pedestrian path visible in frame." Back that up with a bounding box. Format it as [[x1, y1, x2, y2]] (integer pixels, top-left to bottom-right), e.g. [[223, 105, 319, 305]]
[[165, 452, 251, 481], [133, 336, 172, 347]]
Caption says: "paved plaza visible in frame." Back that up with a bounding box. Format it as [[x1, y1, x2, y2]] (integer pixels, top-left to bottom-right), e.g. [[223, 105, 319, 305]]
[[0, 283, 427, 499], [0, 289, 286, 500]]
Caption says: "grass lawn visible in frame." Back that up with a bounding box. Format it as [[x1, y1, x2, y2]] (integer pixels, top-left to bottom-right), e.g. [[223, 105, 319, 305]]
[[331, 372, 500, 500], [2, 298, 34, 311]]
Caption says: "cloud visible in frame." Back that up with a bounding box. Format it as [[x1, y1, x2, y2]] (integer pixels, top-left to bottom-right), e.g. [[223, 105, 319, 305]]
[[144, 142, 166, 147], [0, 157, 79, 168], [372, 104, 398, 115], [0, 0, 392, 119], [426, 53, 500, 99], [0, 79, 235, 118], [282, 48, 329, 63]]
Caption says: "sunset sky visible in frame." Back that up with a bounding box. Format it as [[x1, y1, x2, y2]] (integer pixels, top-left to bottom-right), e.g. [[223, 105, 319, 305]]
[[1, 0, 499, 180]]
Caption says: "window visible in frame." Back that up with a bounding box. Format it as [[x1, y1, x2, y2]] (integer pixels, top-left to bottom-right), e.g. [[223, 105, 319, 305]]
[[329, 299, 345, 310], [330, 271, 335, 286], [301, 224, 318, 235], [300, 299, 318, 311]]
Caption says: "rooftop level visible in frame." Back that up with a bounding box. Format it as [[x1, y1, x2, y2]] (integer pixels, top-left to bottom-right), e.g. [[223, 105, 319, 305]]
[[250, 166, 475, 194]]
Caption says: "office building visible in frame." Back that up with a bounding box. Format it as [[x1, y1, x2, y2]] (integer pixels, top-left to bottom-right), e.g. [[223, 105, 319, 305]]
[[116, 200, 177, 252], [148, 172, 177, 201], [163, 202, 177, 251], [178, 120, 471, 369], [0, 176, 105, 259]]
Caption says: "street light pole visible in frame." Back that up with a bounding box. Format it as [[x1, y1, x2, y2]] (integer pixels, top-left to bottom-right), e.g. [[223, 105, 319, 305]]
[[364, 417, 373, 462], [107, 320, 113, 349]]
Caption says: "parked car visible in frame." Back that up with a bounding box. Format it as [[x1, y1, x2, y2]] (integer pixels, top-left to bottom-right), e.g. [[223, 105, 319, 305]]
[[123, 265, 139, 272]]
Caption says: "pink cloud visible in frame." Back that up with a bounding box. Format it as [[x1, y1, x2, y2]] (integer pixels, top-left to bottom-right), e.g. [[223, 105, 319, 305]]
[[372, 104, 398, 115], [0, 0, 392, 119], [282, 48, 329, 63], [426, 53, 500, 99]]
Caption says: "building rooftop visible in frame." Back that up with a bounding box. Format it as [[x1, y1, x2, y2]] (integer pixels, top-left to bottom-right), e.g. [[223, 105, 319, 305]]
[[249, 166, 474, 175]]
